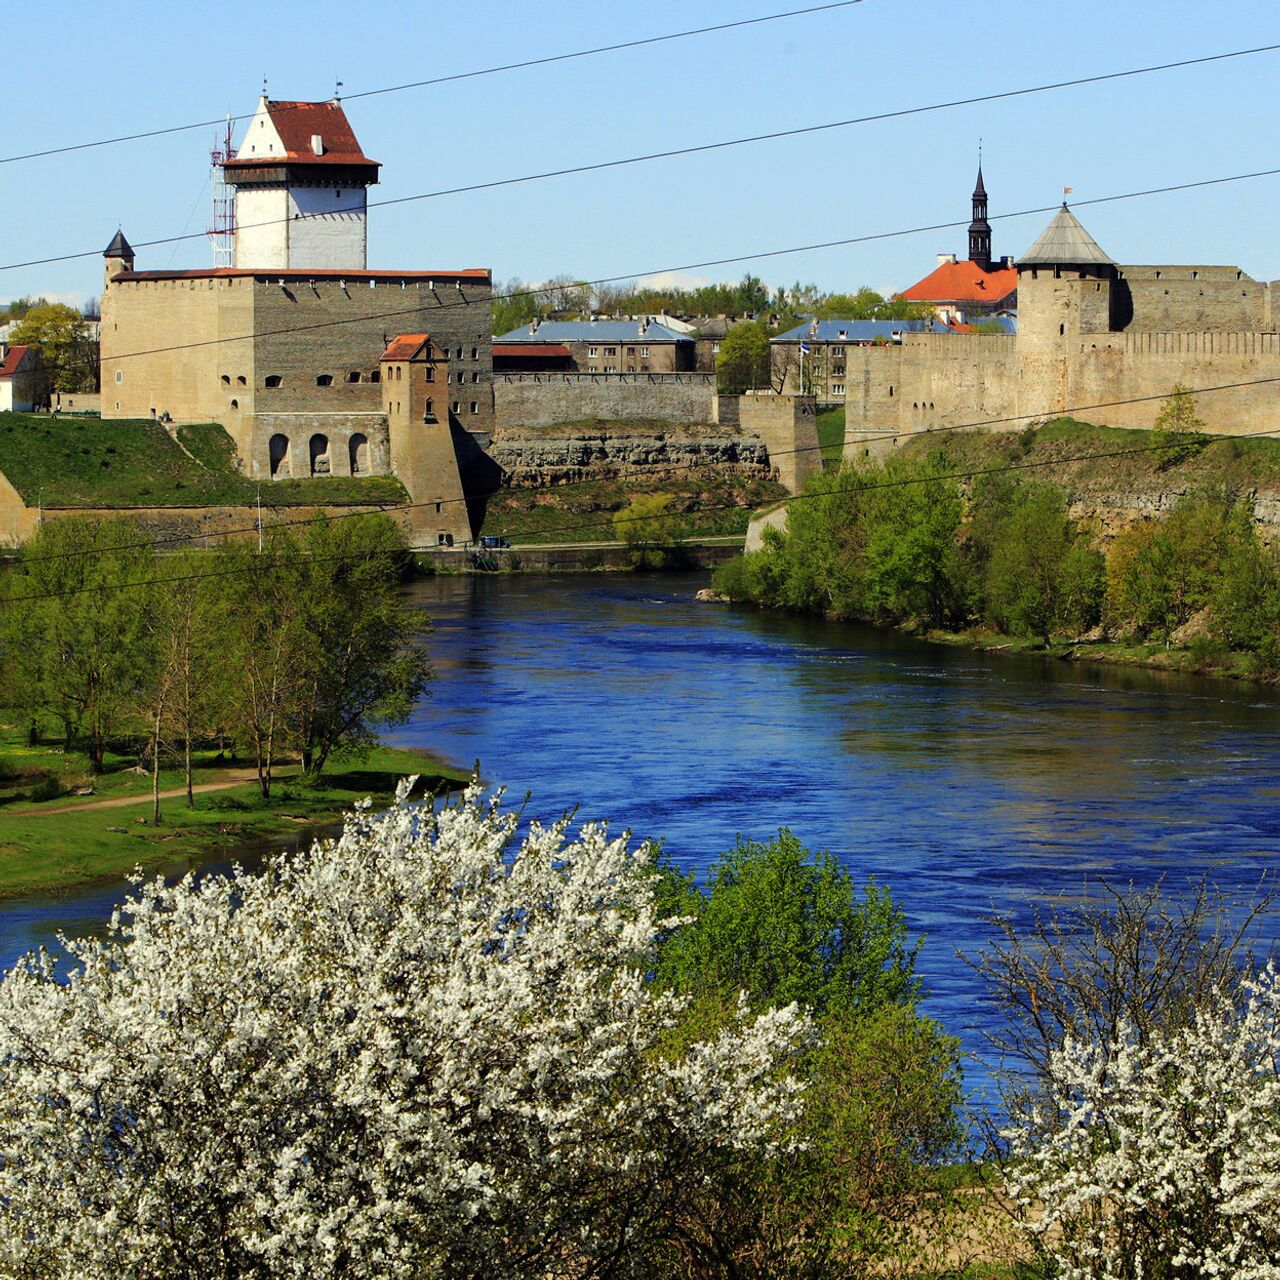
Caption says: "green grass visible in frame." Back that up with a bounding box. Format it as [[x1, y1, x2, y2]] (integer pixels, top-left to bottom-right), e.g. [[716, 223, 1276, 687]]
[[0, 723, 467, 898], [816, 407, 845, 467], [481, 473, 787, 544], [903, 415, 1280, 495], [0, 413, 407, 508]]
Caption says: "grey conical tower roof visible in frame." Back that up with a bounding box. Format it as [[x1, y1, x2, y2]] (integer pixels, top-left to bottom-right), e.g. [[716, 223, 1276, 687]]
[[104, 229, 134, 259], [1019, 204, 1113, 267]]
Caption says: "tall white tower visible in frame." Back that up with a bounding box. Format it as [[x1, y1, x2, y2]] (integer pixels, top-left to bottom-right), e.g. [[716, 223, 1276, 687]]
[[223, 96, 380, 271]]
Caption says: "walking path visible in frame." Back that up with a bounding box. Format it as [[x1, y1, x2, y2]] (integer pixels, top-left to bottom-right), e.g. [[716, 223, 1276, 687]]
[[8, 768, 274, 817]]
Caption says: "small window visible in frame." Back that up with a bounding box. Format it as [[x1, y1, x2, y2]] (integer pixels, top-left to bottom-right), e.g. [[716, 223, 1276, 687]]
[[370, 370, 381, 383], [832, 384, 845, 396], [470, 401, 478, 414], [588, 347, 599, 358], [220, 374, 230, 386], [237, 375, 246, 386], [640, 346, 649, 357], [888, 385, 894, 397], [346, 371, 361, 383], [455, 347, 463, 359], [426, 366, 435, 382], [471, 372, 479, 383], [452, 401, 460, 414], [230, 398, 238, 409], [115, 370, 123, 384], [396, 366, 403, 381], [605, 346, 617, 356], [470, 346, 478, 360], [1059, 323, 1065, 336], [265, 374, 282, 388], [316, 374, 333, 386], [425, 398, 435, 419]]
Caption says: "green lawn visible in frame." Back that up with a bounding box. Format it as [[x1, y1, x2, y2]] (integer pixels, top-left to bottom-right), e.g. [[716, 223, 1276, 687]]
[[0, 414, 407, 508], [0, 724, 467, 898]]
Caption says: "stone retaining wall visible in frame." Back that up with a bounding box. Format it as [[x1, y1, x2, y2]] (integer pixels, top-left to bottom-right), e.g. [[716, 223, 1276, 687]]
[[494, 373, 717, 429]]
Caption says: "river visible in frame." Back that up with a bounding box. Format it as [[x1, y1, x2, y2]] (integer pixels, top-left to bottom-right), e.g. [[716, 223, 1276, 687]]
[[3, 571, 1279, 1104]]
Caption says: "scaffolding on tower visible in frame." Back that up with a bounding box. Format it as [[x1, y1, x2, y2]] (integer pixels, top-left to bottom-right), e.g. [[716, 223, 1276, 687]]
[[208, 115, 236, 267]]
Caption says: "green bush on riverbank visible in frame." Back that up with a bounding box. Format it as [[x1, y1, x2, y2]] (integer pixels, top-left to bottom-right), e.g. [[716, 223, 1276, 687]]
[[716, 409, 1280, 676]]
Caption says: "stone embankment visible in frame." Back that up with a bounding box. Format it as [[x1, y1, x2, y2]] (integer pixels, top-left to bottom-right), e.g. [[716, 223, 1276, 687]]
[[1069, 489, 1280, 541], [489, 423, 770, 487]]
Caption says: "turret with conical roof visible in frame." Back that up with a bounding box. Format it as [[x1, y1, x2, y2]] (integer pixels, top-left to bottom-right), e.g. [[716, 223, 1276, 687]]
[[1019, 204, 1114, 272], [1016, 202, 1119, 348], [968, 166, 992, 270], [103, 229, 134, 291]]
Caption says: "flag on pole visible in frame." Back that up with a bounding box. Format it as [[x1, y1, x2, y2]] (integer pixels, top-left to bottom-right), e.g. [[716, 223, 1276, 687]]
[[800, 342, 811, 354], [1064, 186, 1073, 196]]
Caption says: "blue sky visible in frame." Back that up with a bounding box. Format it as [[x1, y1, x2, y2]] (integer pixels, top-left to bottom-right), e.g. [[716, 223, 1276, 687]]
[[3, 0, 1278, 307]]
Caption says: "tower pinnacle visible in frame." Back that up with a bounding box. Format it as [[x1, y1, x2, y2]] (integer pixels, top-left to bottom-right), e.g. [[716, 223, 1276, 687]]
[[969, 162, 992, 271]]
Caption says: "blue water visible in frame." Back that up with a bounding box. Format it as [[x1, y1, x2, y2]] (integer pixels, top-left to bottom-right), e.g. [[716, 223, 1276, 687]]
[[4, 571, 1279, 1104]]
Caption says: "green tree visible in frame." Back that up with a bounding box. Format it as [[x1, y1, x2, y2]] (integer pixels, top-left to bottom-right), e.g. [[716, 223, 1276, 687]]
[[985, 484, 1102, 644], [613, 492, 682, 568], [0, 518, 154, 772], [651, 833, 967, 1278], [1211, 529, 1280, 661], [715, 319, 772, 393], [491, 278, 541, 336], [10, 303, 98, 398], [1151, 384, 1208, 469], [290, 515, 432, 778]]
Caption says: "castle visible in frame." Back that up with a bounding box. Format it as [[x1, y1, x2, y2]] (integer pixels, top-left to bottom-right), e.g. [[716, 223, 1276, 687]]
[[842, 185, 1280, 458], [99, 96, 491, 545]]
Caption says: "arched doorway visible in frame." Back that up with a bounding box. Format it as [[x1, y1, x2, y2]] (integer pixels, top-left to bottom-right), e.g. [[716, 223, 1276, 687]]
[[269, 433, 291, 478], [309, 434, 331, 476], [349, 433, 369, 475]]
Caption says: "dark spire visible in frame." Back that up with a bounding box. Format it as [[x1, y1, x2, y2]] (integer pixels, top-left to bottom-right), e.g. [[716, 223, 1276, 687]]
[[968, 162, 992, 271], [104, 229, 134, 260]]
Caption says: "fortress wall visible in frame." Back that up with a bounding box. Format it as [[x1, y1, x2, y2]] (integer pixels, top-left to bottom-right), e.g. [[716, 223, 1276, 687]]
[[252, 278, 493, 435], [493, 373, 717, 429], [1118, 267, 1272, 332], [737, 393, 821, 494], [101, 277, 255, 434], [1065, 332, 1280, 433], [251, 412, 390, 480]]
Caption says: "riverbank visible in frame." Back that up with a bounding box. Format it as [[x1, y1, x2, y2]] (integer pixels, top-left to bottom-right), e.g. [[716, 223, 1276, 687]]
[[0, 733, 469, 898]]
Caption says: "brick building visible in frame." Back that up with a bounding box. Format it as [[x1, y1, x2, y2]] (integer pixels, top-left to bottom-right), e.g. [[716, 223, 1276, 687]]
[[492, 319, 695, 373]]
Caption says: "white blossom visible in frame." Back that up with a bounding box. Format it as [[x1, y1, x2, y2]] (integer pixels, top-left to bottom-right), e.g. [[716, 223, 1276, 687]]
[[0, 783, 810, 1279], [1003, 964, 1280, 1279]]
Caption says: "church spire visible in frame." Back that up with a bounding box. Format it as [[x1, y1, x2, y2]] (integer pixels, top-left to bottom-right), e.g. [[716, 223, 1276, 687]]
[[968, 159, 992, 271]]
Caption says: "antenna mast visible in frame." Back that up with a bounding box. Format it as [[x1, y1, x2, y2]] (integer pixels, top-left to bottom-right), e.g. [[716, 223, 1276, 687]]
[[208, 114, 237, 268]]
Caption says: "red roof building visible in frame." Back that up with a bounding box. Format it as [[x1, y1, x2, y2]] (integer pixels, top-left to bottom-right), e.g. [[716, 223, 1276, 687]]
[[0, 343, 34, 413], [224, 98, 379, 175], [896, 166, 1019, 325], [492, 342, 574, 373]]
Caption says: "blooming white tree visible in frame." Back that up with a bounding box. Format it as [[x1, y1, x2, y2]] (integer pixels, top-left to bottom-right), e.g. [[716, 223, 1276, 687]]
[[1004, 965, 1280, 1280], [0, 784, 809, 1280]]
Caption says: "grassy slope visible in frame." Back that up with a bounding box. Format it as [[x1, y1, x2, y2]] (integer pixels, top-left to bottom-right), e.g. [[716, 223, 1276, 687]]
[[0, 726, 466, 897], [482, 473, 788, 544], [901, 415, 1280, 497], [0, 414, 407, 507]]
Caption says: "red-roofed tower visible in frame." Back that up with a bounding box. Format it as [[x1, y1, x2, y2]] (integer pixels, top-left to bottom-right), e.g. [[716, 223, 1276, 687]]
[[223, 95, 381, 270]]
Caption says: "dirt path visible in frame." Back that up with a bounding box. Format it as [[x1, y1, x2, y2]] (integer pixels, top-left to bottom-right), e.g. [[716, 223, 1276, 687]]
[[9, 768, 275, 817]]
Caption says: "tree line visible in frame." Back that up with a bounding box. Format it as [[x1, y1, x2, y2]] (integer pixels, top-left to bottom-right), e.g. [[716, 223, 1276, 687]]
[[0, 514, 430, 815], [716, 423, 1280, 671], [4, 299, 100, 400]]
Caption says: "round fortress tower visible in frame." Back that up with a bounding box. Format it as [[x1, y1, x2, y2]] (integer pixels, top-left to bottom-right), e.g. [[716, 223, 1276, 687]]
[[1016, 204, 1118, 348]]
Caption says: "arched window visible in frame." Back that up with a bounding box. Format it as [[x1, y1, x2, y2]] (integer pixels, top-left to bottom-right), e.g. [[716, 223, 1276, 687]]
[[316, 373, 333, 387], [309, 434, 331, 476], [349, 433, 369, 475], [269, 434, 291, 478], [230, 398, 239, 409], [346, 371, 362, 383], [396, 365, 403, 381], [425, 398, 435, 420], [370, 370, 381, 383], [264, 374, 282, 388], [220, 374, 230, 386], [237, 375, 247, 386]]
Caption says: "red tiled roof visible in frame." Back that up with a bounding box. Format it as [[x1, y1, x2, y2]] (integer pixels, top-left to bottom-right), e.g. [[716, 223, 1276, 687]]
[[225, 99, 379, 170], [111, 268, 490, 282], [898, 261, 1018, 305], [381, 334, 432, 361], [0, 345, 30, 379], [493, 343, 572, 359]]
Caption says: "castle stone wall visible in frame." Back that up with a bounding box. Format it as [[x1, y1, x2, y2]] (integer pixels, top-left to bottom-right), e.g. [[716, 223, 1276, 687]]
[[493, 373, 717, 429]]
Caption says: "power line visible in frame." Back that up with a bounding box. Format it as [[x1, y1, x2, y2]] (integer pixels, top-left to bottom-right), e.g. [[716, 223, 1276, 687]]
[[9, 391, 1280, 598], [6, 43, 1278, 275], [40, 164, 1280, 382], [0, 2, 868, 168], [16, 369, 1280, 566]]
